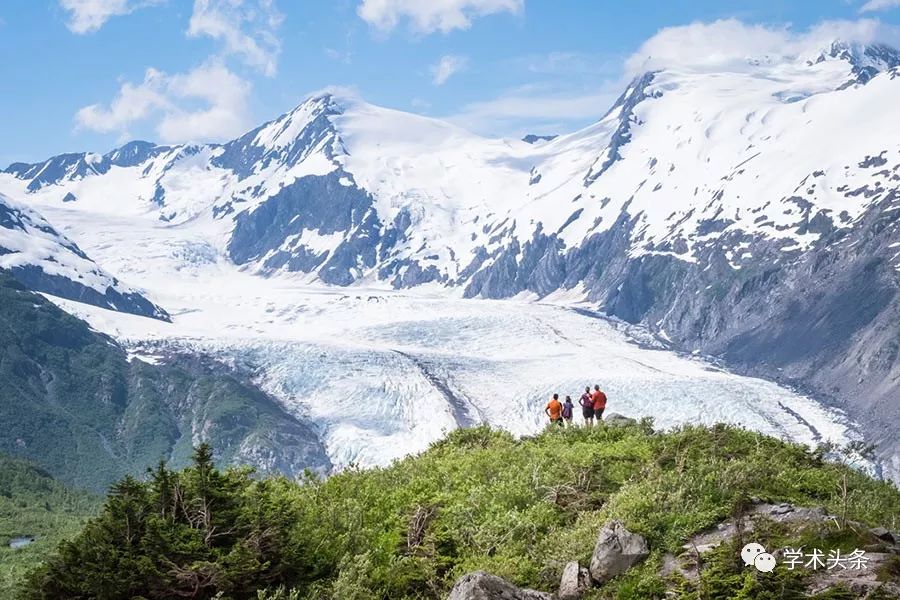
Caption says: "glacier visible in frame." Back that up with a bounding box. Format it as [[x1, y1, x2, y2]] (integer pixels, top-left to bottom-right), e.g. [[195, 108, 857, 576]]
[[47, 270, 862, 473]]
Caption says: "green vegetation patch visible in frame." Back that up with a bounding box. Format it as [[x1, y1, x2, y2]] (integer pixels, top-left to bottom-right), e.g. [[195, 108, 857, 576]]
[[18, 423, 900, 599], [0, 454, 99, 598]]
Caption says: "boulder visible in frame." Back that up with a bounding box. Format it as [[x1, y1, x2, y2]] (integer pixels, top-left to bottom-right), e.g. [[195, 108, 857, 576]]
[[603, 413, 637, 427], [806, 552, 900, 598], [870, 526, 900, 545], [448, 571, 552, 600], [558, 561, 591, 600], [589, 520, 650, 584]]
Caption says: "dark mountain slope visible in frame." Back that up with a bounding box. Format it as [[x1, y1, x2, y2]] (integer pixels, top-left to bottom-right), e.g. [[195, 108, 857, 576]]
[[0, 272, 330, 491]]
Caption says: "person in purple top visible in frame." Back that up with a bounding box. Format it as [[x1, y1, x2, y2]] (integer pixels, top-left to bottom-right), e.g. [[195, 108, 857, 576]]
[[579, 386, 594, 427], [562, 395, 574, 427]]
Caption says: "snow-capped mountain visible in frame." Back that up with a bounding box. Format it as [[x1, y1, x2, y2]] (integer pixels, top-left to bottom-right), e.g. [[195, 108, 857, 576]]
[[6, 41, 900, 291], [0, 193, 167, 319], [2, 38, 900, 476]]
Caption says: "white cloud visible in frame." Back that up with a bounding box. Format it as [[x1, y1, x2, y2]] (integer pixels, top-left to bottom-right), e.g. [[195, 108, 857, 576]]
[[520, 51, 612, 75], [357, 0, 523, 34], [59, 0, 161, 34], [861, 0, 900, 12], [75, 62, 252, 144], [324, 47, 352, 64], [158, 63, 252, 142], [188, 0, 283, 76], [801, 18, 900, 47], [75, 68, 170, 134], [430, 54, 467, 85], [445, 83, 619, 137], [625, 18, 900, 75], [69, 1, 281, 144]]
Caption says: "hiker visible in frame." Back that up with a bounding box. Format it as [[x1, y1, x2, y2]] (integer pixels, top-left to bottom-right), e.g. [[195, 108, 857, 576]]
[[562, 395, 575, 427], [545, 393, 564, 427], [592, 385, 608, 422], [579, 386, 594, 427]]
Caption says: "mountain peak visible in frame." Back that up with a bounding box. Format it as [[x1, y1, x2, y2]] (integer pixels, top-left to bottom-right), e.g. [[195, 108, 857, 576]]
[[806, 39, 900, 83], [295, 88, 364, 114]]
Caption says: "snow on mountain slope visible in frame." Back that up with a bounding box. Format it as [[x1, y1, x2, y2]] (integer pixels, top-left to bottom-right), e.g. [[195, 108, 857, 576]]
[[517, 44, 900, 259], [2, 38, 900, 478], [0, 192, 168, 319]]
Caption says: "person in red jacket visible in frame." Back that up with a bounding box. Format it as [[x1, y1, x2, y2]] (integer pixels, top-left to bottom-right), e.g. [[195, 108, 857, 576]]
[[579, 386, 594, 427], [592, 385, 608, 422]]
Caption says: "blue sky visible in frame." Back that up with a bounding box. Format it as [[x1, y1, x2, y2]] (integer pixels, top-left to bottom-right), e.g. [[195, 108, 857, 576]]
[[2, 0, 900, 165]]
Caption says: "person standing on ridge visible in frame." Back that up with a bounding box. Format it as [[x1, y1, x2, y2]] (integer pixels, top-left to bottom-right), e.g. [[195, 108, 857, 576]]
[[592, 385, 608, 422], [579, 386, 594, 427], [545, 393, 564, 427], [562, 395, 575, 427]]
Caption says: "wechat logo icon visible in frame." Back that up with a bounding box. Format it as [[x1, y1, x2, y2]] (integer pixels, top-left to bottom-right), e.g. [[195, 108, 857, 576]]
[[741, 542, 776, 572]]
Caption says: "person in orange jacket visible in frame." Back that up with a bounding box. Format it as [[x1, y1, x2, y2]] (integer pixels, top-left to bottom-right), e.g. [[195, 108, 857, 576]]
[[545, 393, 564, 427], [592, 385, 608, 422]]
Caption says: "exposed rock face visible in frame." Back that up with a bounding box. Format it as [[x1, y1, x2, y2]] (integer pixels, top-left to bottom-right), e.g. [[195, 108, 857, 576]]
[[806, 552, 900, 598], [672, 502, 832, 567], [870, 527, 900, 546], [589, 520, 650, 584], [0, 195, 168, 320], [4, 140, 170, 192], [8, 264, 169, 321], [228, 171, 382, 284], [463, 188, 900, 479], [447, 572, 551, 600], [557, 561, 591, 600], [227, 170, 449, 288], [661, 501, 900, 592]]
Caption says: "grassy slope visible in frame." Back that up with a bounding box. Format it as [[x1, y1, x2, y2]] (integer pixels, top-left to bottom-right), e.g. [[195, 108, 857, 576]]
[[0, 454, 99, 597], [286, 423, 900, 599]]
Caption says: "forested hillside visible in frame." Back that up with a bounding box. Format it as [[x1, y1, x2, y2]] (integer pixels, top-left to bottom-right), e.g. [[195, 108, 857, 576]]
[[0, 454, 99, 597], [0, 271, 330, 492], [19, 424, 900, 599]]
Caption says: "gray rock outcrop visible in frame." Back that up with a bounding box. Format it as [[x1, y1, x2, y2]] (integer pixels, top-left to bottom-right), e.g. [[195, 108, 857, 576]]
[[589, 520, 650, 584], [557, 561, 591, 600], [603, 413, 637, 427], [447, 572, 551, 600]]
